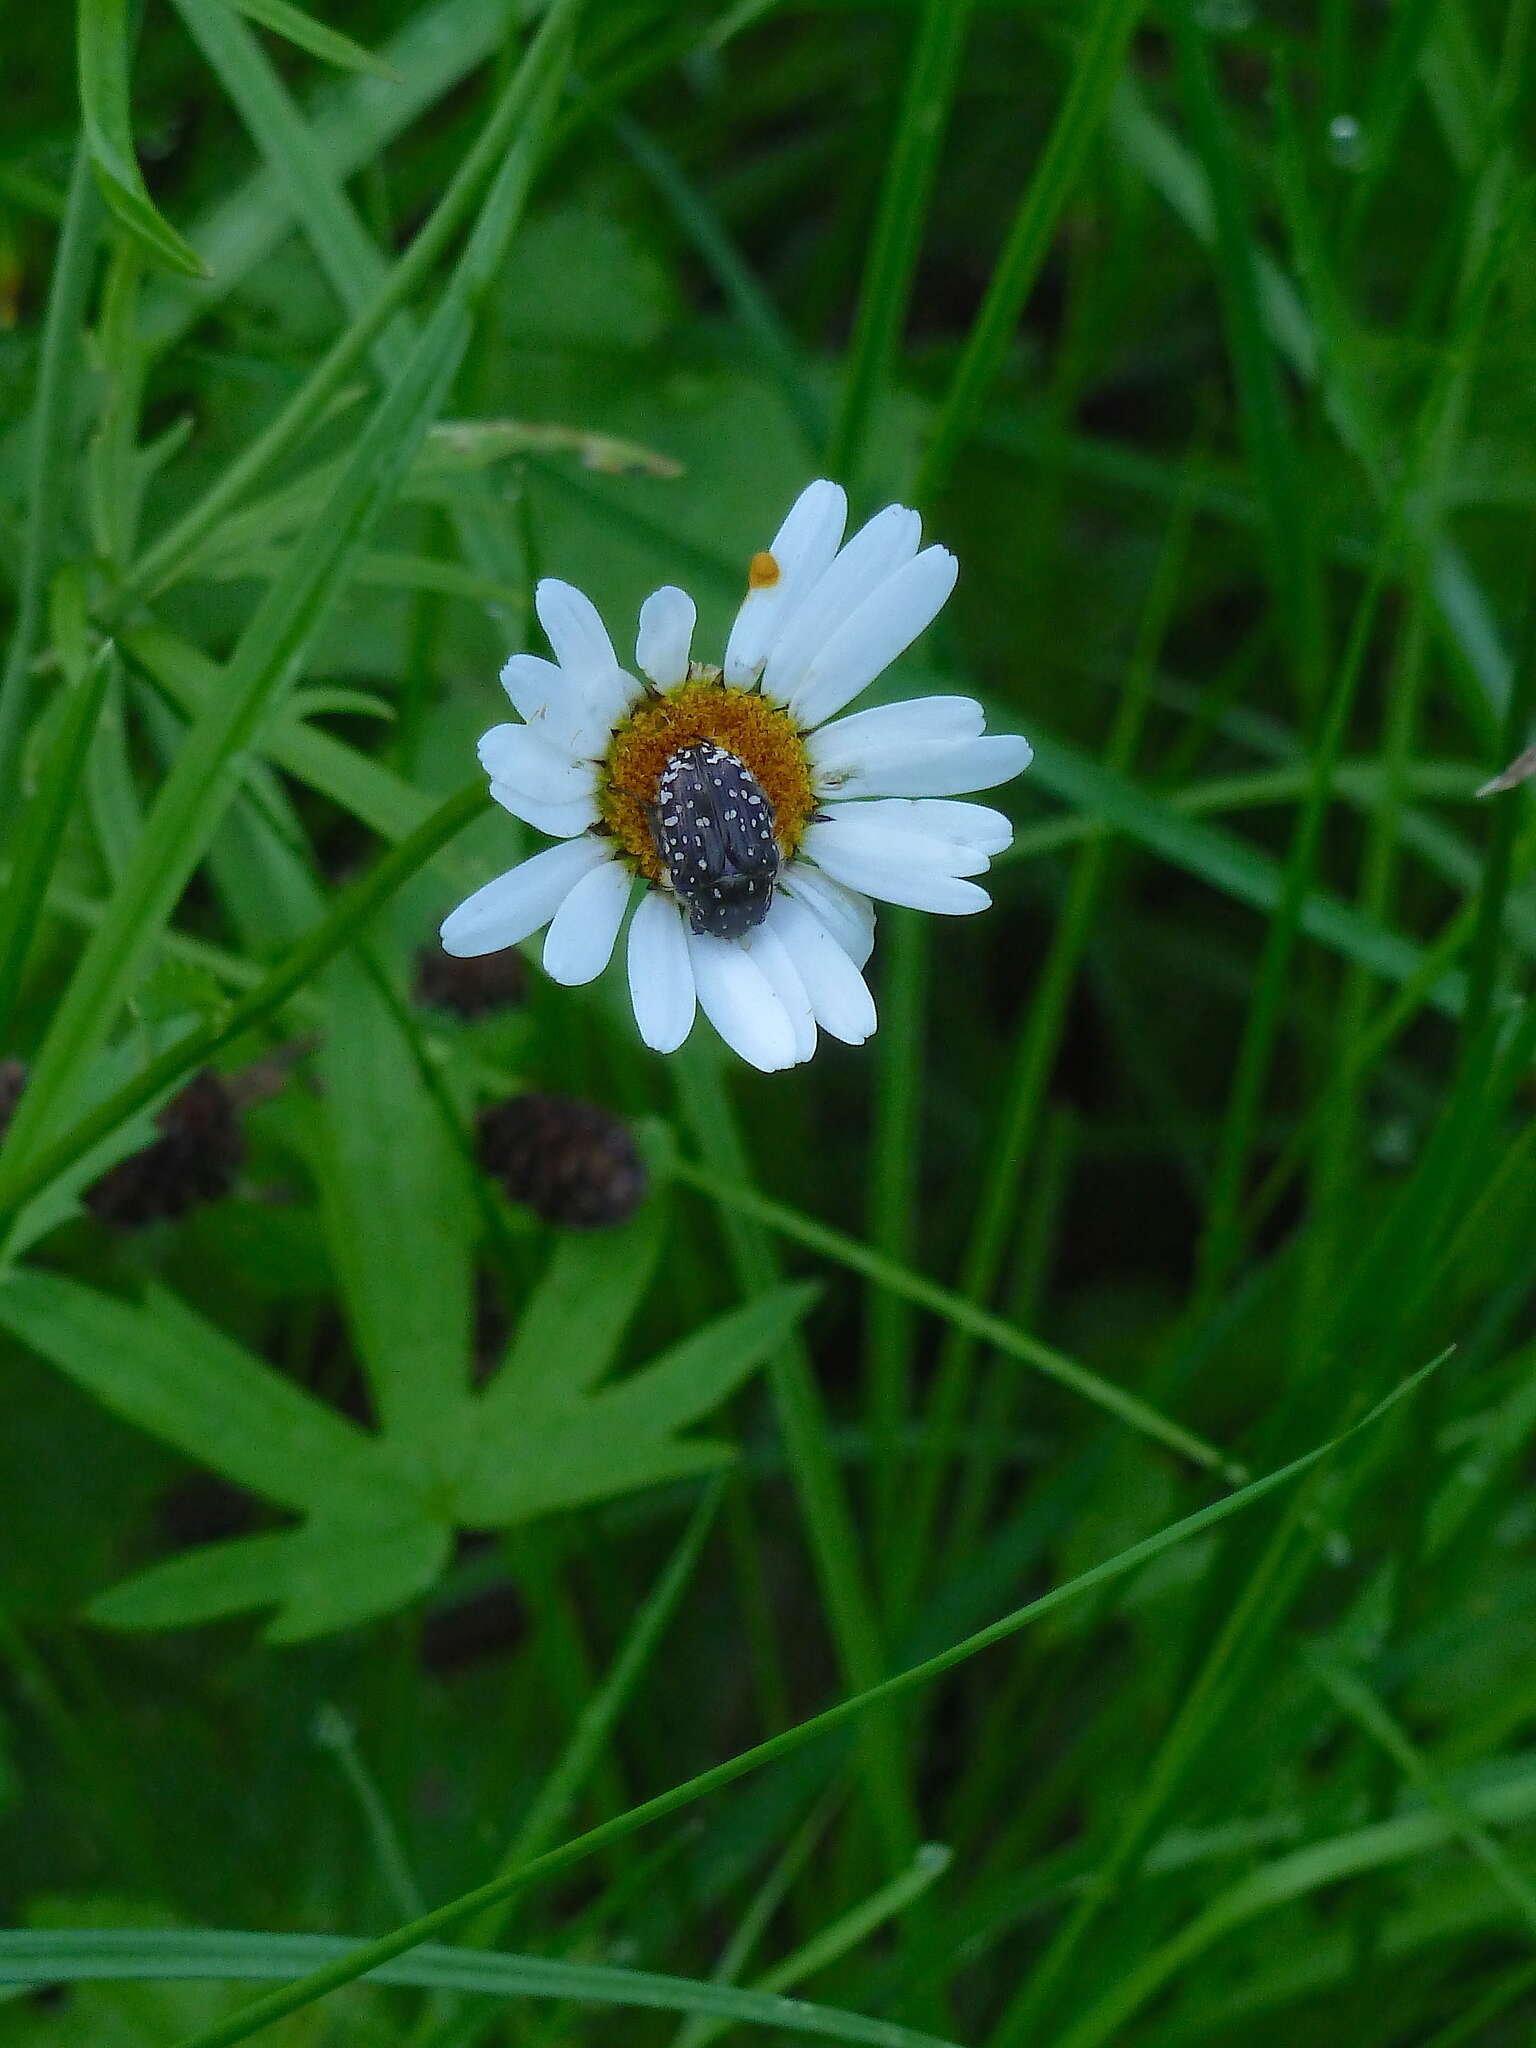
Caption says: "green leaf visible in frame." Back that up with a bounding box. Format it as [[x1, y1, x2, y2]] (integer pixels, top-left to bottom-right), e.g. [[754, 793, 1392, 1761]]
[[483, 1206, 665, 1422], [89, 1509, 452, 1643], [312, 952, 475, 1458], [591, 1283, 822, 1441], [76, 0, 208, 276], [457, 1430, 737, 1531], [455, 1282, 815, 1528], [0, 1269, 384, 1516], [215, 0, 396, 78]]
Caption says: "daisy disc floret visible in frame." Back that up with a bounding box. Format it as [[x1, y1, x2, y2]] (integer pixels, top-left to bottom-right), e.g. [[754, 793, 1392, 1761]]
[[440, 481, 1033, 1072]]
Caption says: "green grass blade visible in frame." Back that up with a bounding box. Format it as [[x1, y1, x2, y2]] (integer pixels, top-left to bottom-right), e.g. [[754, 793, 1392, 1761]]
[[866, 911, 928, 1600], [682, 1844, 955, 2048], [126, 0, 575, 603], [170, 0, 403, 364], [668, 1150, 1242, 1482], [0, 641, 113, 1046], [830, 0, 974, 484], [77, 0, 208, 275], [1050, 1718, 1536, 2048], [139, 0, 512, 348], [0, 1929, 957, 2048], [1170, 8, 1323, 699], [887, 464, 1193, 1619], [121, 622, 434, 842], [674, 1050, 920, 1869], [217, 0, 397, 78], [420, 1483, 730, 2048], [0, 290, 472, 1186], [916, 0, 1144, 500], [609, 108, 825, 455], [0, 781, 484, 1234], [0, 147, 101, 819], [159, 1361, 1440, 2048], [1307, 1652, 1536, 1939]]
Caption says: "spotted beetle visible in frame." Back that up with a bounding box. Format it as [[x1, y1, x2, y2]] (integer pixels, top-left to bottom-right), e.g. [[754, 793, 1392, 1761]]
[[650, 743, 780, 939]]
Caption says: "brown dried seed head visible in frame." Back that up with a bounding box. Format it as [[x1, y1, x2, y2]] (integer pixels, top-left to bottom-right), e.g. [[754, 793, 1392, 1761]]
[[83, 1070, 246, 1229], [414, 944, 529, 1018], [476, 1092, 647, 1229]]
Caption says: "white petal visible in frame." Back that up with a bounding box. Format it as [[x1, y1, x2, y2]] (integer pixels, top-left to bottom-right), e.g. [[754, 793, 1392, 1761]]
[[478, 724, 592, 801], [808, 695, 983, 774], [781, 866, 876, 968], [500, 652, 565, 725], [808, 846, 991, 914], [636, 586, 696, 689], [762, 505, 922, 702], [723, 480, 847, 685], [541, 858, 633, 986], [535, 577, 617, 676], [827, 797, 1014, 858], [440, 837, 608, 957], [802, 817, 994, 912], [688, 931, 801, 1071], [565, 666, 646, 757], [627, 891, 697, 1053], [488, 782, 597, 839], [787, 545, 958, 727], [808, 810, 988, 879], [499, 650, 638, 756], [768, 895, 877, 1044], [741, 925, 817, 1064], [818, 734, 1034, 799]]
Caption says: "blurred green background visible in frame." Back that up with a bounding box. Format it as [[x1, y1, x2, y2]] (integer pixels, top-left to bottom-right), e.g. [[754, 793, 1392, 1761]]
[[4, 0, 1536, 2043]]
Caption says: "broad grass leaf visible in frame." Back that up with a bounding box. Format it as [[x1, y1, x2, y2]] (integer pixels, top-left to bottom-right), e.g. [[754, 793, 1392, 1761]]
[[3, 1899, 331, 2043], [0, 1923, 953, 2047]]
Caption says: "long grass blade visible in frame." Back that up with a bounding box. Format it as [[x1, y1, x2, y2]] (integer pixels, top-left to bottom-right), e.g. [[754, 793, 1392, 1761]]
[[160, 1358, 1441, 2048]]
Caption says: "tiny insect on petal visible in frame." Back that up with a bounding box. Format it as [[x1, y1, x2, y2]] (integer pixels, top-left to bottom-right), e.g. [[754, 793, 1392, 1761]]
[[748, 550, 781, 590]]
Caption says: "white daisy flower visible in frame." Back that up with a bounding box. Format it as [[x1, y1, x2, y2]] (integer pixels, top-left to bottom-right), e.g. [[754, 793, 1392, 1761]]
[[440, 481, 1033, 1072]]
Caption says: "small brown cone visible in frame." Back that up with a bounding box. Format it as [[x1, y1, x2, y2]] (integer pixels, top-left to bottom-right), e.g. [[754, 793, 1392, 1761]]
[[414, 945, 529, 1019], [0, 1059, 26, 1139], [476, 1092, 647, 1229], [84, 1070, 246, 1229]]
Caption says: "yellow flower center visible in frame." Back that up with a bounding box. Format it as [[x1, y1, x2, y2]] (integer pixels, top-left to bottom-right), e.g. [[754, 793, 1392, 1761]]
[[598, 671, 815, 885]]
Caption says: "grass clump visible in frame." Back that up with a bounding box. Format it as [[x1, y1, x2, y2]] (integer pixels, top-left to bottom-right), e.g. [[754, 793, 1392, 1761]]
[[3, 3, 1536, 2046]]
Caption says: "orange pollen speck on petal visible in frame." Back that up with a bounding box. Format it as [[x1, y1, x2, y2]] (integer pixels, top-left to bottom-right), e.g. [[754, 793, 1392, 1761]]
[[748, 550, 781, 590], [597, 676, 815, 886]]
